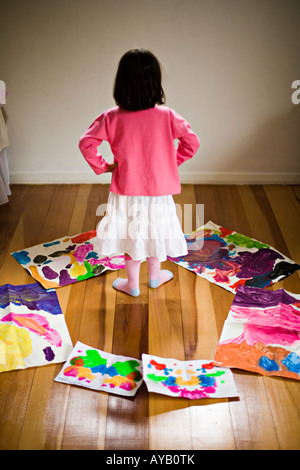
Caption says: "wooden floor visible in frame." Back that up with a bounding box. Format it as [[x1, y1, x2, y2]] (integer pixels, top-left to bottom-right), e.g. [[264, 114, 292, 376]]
[[0, 183, 299, 450]]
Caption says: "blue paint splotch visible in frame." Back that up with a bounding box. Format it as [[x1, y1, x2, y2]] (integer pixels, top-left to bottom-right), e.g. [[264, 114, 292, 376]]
[[12, 250, 31, 265], [259, 356, 280, 372], [43, 241, 61, 247], [282, 352, 300, 374]]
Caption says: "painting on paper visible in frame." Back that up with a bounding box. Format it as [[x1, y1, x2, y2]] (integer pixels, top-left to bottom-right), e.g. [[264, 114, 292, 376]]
[[11, 230, 125, 290], [168, 221, 299, 293], [55, 341, 143, 397], [214, 285, 300, 380], [142, 354, 238, 399], [0, 283, 73, 373]]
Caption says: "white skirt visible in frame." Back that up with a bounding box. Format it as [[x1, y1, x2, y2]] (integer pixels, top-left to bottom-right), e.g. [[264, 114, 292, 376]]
[[96, 192, 188, 262]]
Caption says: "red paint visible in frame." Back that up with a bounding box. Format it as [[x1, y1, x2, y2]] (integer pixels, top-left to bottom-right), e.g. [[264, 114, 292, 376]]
[[201, 362, 215, 370], [229, 278, 246, 291], [219, 227, 233, 238], [70, 356, 85, 366], [150, 359, 166, 370], [71, 230, 96, 243]]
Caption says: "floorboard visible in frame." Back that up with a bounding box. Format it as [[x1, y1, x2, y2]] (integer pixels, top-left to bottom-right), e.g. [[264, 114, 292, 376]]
[[0, 184, 299, 450]]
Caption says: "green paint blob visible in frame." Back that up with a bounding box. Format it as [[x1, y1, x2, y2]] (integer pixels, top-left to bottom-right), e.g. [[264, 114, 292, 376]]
[[113, 360, 140, 377], [76, 261, 97, 281], [225, 232, 269, 249], [147, 373, 166, 382], [70, 349, 107, 368], [206, 370, 226, 377]]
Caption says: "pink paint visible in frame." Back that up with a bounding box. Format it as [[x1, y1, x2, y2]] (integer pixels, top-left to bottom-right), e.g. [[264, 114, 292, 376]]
[[63, 365, 95, 382], [166, 385, 216, 399], [73, 243, 94, 262], [221, 303, 300, 347], [1, 312, 62, 347], [88, 255, 125, 270], [120, 381, 135, 391]]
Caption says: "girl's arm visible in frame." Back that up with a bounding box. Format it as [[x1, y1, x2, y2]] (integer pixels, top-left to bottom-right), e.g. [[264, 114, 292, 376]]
[[79, 114, 111, 175], [170, 110, 200, 166]]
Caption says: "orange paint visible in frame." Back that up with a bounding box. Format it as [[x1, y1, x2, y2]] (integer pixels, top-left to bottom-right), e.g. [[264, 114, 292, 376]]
[[13, 315, 46, 336], [214, 341, 300, 380], [29, 266, 59, 289]]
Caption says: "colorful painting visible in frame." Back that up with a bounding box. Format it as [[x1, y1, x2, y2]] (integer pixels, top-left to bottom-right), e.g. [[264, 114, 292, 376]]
[[169, 221, 299, 293], [214, 285, 300, 380], [0, 283, 73, 372], [142, 354, 238, 399], [11, 230, 125, 290], [55, 341, 143, 397]]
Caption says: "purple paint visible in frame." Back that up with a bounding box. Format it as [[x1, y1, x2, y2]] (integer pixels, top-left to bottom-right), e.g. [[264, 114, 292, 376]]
[[42, 265, 59, 280], [59, 269, 77, 286], [43, 346, 55, 361], [234, 285, 300, 308], [0, 283, 62, 315], [169, 223, 300, 292], [236, 248, 282, 279]]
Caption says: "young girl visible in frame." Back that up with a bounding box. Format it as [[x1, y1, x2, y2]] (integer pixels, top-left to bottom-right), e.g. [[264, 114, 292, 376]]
[[79, 49, 199, 297]]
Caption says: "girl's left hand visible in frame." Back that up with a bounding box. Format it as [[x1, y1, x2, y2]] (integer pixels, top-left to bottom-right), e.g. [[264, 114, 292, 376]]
[[106, 163, 118, 172]]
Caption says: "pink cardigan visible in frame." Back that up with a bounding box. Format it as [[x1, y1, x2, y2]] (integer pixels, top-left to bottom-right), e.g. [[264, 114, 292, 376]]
[[79, 105, 199, 196]]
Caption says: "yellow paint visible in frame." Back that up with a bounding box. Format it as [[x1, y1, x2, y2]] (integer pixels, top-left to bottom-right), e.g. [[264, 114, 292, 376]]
[[69, 262, 87, 278], [103, 375, 135, 388], [0, 324, 32, 372], [176, 375, 200, 387], [175, 369, 183, 375], [0, 340, 6, 364]]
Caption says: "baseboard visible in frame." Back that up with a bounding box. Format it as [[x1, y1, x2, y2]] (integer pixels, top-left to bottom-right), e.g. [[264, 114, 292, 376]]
[[179, 171, 300, 185], [9, 170, 300, 185]]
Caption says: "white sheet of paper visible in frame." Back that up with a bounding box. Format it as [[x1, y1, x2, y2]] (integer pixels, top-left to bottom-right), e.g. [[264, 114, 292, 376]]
[[142, 354, 238, 399], [55, 341, 143, 397]]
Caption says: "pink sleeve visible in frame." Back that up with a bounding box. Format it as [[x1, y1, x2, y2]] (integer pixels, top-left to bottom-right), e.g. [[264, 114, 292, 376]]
[[170, 109, 200, 166], [79, 113, 110, 175]]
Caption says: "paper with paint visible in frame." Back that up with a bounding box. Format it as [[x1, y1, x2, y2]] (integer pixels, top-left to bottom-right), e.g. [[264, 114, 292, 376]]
[[169, 221, 299, 293], [214, 285, 300, 380], [55, 341, 143, 397], [142, 354, 238, 399], [11, 230, 125, 290], [0, 283, 73, 372]]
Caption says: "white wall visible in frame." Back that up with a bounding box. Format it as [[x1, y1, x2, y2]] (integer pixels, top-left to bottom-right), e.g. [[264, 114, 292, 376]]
[[1, 0, 300, 185]]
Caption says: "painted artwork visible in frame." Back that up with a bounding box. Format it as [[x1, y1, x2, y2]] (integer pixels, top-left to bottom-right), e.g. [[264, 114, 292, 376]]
[[55, 341, 143, 397], [11, 230, 125, 290], [169, 221, 300, 293], [0, 283, 73, 372], [142, 354, 238, 399], [214, 285, 300, 380]]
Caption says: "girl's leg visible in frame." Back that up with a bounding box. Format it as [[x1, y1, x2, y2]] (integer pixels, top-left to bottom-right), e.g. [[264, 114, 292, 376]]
[[147, 257, 173, 288], [113, 254, 141, 297]]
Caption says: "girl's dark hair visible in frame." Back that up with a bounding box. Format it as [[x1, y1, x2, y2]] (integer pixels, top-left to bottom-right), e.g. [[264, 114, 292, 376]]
[[113, 49, 165, 111]]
